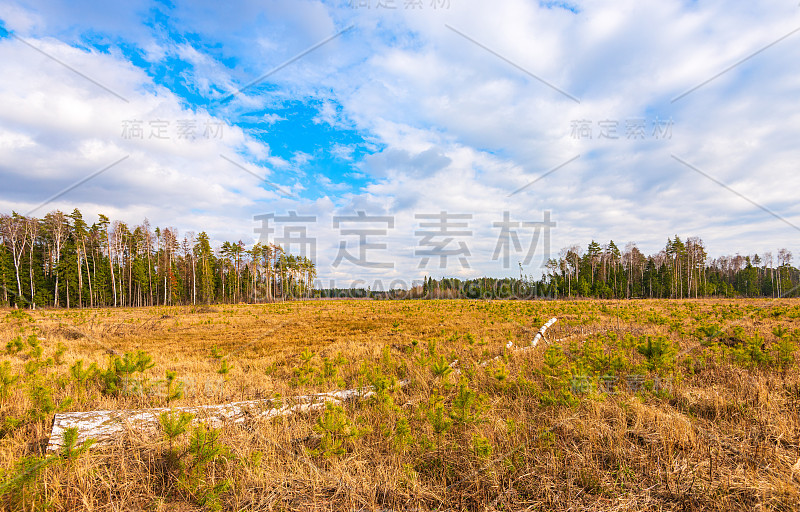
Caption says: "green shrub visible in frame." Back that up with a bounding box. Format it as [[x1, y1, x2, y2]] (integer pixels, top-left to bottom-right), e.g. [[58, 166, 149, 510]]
[[449, 379, 484, 426], [70, 360, 98, 392], [425, 394, 452, 460], [0, 362, 19, 400], [393, 416, 413, 450], [310, 402, 365, 458], [472, 434, 493, 458], [636, 336, 676, 373], [5, 336, 23, 355], [101, 350, 155, 396], [430, 355, 453, 380], [159, 410, 195, 464], [773, 337, 797, 371]]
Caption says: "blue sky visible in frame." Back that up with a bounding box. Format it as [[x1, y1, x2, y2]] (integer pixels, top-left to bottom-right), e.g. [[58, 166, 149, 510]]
[[0, 0, 799, 287]]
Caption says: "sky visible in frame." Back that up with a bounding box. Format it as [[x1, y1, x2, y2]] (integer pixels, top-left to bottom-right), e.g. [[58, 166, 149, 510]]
[[0, 0, 798, 289]]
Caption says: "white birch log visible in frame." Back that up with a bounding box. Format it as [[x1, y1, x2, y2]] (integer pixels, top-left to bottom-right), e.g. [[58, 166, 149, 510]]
[[47, 381, 407, 452], [472, 317, 558, 368], [531, 317, 558, 347]]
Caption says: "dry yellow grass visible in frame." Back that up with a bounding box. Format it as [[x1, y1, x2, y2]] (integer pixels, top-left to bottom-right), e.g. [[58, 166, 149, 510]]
[[1, 298, 799, 511]]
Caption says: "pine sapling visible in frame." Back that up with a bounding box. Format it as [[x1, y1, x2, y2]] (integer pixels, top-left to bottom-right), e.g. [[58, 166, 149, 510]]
[[53, 343, 67, 365], [61, 426, 95, 462], [5, 336, 23, 355], [217, 359, 233, 381], [159, 410, 195, 464], [0, 362, 19, 401], [69, 360, 98, 397], [164, 370, 184, 402]]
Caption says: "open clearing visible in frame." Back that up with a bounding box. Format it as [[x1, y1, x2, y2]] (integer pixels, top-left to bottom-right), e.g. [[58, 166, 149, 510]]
[[2, 299, 800, 511]]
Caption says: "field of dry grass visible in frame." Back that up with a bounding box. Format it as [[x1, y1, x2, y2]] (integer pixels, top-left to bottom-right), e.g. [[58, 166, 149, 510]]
[[1, 298, 800, 511]]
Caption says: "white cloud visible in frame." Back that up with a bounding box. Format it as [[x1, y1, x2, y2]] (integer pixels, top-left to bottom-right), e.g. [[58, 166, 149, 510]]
[[331, 143, 355, 161], [262, 113, 285, 124], [0, 33, 286, 245], [0, 1, 41, 32]]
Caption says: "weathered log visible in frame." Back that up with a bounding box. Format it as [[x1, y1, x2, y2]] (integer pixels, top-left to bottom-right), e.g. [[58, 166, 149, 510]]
[[531, 317, 558, 347], [47, 383, 406, 452], [465, 317, 559, 369]]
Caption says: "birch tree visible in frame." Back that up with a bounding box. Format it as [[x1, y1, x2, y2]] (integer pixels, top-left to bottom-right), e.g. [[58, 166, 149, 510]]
[[0, 213, 28, 304]]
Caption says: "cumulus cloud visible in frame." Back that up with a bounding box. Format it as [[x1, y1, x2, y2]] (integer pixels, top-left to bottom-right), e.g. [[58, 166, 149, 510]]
[[361, 146, 452, 178], [0, 32, 285, 245]]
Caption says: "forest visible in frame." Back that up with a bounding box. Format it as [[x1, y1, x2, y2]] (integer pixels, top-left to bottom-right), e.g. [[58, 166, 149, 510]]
[[411, 238, 798, 300], [1, 210, 797, 307], [0, 210, 315, 308]]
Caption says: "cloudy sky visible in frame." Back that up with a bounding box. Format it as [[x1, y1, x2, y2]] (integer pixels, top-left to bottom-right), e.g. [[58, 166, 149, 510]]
[[0, 0, 798, 288]]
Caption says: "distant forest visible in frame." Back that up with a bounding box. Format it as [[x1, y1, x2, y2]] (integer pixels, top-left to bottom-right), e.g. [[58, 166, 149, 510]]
[[0, 210, 314, 308], [385, 238, 799, 300], [1, 210, 797, 308]]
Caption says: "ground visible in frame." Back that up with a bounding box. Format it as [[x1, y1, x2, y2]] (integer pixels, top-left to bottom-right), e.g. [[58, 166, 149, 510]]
[[1, 298, 799, 511]]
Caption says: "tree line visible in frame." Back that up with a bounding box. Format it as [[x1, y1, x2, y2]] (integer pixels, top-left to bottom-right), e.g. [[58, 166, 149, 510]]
[[2, 211, 797, 307], [543, 237, 796, 299], [0, 210, 316, 308], [382, 236, 798, 300]]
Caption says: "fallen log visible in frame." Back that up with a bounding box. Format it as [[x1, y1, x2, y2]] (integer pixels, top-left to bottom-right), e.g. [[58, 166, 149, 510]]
[[531, 317, 558, 347], [460, 317, 558, 369], [47, 383, 406, 452]]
